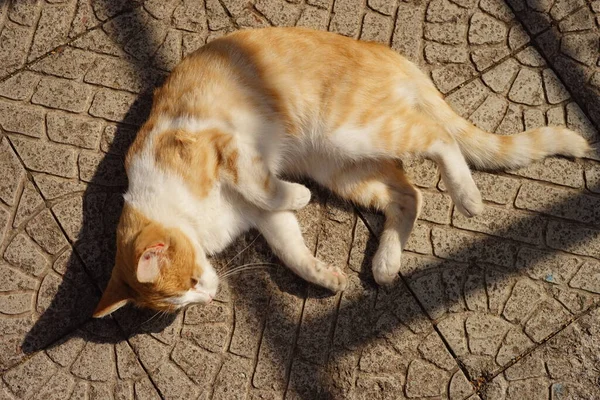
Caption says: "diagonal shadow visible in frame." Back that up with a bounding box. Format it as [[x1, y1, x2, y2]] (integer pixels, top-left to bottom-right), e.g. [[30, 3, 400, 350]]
[[17, 2, 600, 400], [21, 1, 173, 355], [504, 0, 600, 132]]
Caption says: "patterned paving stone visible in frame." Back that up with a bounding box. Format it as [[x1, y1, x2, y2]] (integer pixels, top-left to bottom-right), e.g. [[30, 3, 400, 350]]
[[1, 0, 600, 398]]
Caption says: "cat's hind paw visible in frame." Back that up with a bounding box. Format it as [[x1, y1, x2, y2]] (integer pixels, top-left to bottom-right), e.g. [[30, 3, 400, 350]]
[[288, 183, 312, 210], [372, 246, 401, 285]]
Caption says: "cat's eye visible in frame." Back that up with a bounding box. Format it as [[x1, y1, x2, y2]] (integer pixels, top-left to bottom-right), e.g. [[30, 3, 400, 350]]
[[190, 278, 199, 287]]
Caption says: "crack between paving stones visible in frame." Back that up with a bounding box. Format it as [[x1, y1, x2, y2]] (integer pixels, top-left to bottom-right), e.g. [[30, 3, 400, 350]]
[[248, 295, 273, 398], [282, 195, 331, 397], [438, 4, 591, 107], [496, 3, 600, 131], [325, 212, 360, 366], [478, 300, 600, 396], [0, 3, 149, 84]]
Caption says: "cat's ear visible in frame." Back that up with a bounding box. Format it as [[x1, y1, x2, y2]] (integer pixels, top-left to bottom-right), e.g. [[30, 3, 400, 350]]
[[136, 243, 168, 283], [93, 274, 132, 318]]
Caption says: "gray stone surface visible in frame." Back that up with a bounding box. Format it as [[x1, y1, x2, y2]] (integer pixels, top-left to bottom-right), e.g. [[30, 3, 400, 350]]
[[1, 0, 600, 398]]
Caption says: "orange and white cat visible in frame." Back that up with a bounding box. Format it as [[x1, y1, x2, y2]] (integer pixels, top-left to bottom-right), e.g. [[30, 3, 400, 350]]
[[93, 27, 589, 317]]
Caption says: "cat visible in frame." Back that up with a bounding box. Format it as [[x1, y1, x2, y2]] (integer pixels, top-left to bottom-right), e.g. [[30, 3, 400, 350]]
[[93, 27, 590, 317]]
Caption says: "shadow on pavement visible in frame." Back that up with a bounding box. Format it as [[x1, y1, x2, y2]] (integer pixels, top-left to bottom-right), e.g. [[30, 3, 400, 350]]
[[21, 1, 600, 399]]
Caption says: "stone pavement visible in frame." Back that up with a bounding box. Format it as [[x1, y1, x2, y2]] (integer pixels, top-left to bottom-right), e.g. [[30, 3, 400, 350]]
[[1, 0, 600, 398]]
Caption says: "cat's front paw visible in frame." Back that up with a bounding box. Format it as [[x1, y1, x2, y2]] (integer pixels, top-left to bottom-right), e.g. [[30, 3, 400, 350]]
[[288, 183, 312, 210], [314, 261, 348, 292]]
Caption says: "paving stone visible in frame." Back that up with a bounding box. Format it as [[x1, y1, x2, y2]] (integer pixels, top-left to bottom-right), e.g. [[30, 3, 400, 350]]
[[31, 77, 92, 113], [585, 162, 600, 193], [2, 352, 57, 398], [30, 47, 96, 80], [256, 0, 301, 27], [516, 181, 600, 224], [0, 71, 41, 101], [508, 68, 545, 105], [469, 12, 508, 45], [432, 226, 518, 267], [296, 5, 329, 30], [0, 99, 45, 138], [13, 181, 44, 227], [566, 102, 598, 143], [8, 0, 42, 27], [33, 173, 87, 200], [69, 0, 101, 38], [89, 88, 149, 125], [425, 42, 469, 64], [0, 137, 26, 206], [360, 11, 393, 44], [547, 220, 600, 258], [426, 0, 466, 23], [482, 59, 520, 94], [71, 341, 115, 381], [93, 0, 142, 21], [425, 22, 467, 45], [472, 172, 520, 204], [392, 3, 425, 63], [153, 28, 182, 72], [471, 46, 511, 71], [469, 94, 508, 132], [10, 136, 78, 178], [560, 32, 599, 66], [149, 362, 200, 400], [78, 151, 127, 186], [518, 247, 580, 285], [515, 47, 546, 67], [28, 2, 76, 61], [212, 353, 253, 400], [26, 208, 69, 254], [568, 259, 600, 294], [47, 111, 103, 149], [431, 64, 477, 94], [503, 278, 545, 323], [173, 0, 208, 33], [85, 56, 162, 93], [405, 359, 448, 397], [71, 28, 124, 56], [0, 21, 35, 77], [0, 262, 37, 291], [4, 232, 49, 276], [496, 327, 535, 365], [420, 191, 452, 224], [446, 79, 488, 117], [465, 313, 511, 356], [510, 157, 585, 188]]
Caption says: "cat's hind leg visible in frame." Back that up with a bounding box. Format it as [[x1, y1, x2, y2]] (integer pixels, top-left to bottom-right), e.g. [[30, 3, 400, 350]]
[[425, 139, 483, 217], [253, 210, 348, 292], [313, 160, 422, 285]]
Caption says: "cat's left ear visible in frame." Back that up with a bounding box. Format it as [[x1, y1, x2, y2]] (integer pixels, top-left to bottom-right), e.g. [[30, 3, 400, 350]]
[[93, 274, 132, 318], [136, 243, 168, 283]]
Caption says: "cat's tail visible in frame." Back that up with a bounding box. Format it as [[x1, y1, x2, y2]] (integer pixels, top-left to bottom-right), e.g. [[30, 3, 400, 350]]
[[425, 97, 591, 170], [452, 123, 590, 170]]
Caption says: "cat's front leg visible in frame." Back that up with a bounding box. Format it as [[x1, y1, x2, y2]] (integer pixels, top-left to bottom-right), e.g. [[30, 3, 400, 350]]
[[224, 144, 311, 212], [253, 210, 347, 292]]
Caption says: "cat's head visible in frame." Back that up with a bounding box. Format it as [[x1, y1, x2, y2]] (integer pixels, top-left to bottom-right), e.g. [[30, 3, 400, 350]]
[[93, 204, 218, 317]]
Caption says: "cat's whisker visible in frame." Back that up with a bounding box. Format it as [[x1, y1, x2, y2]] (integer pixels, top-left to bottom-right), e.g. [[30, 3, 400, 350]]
[[223, 234, 262, 269], [218, 262, 279, 279], [140, 310, 162, 327]]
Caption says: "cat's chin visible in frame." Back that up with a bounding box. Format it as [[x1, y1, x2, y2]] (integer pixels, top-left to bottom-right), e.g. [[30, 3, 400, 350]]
[[167, 288, 216, 308]]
